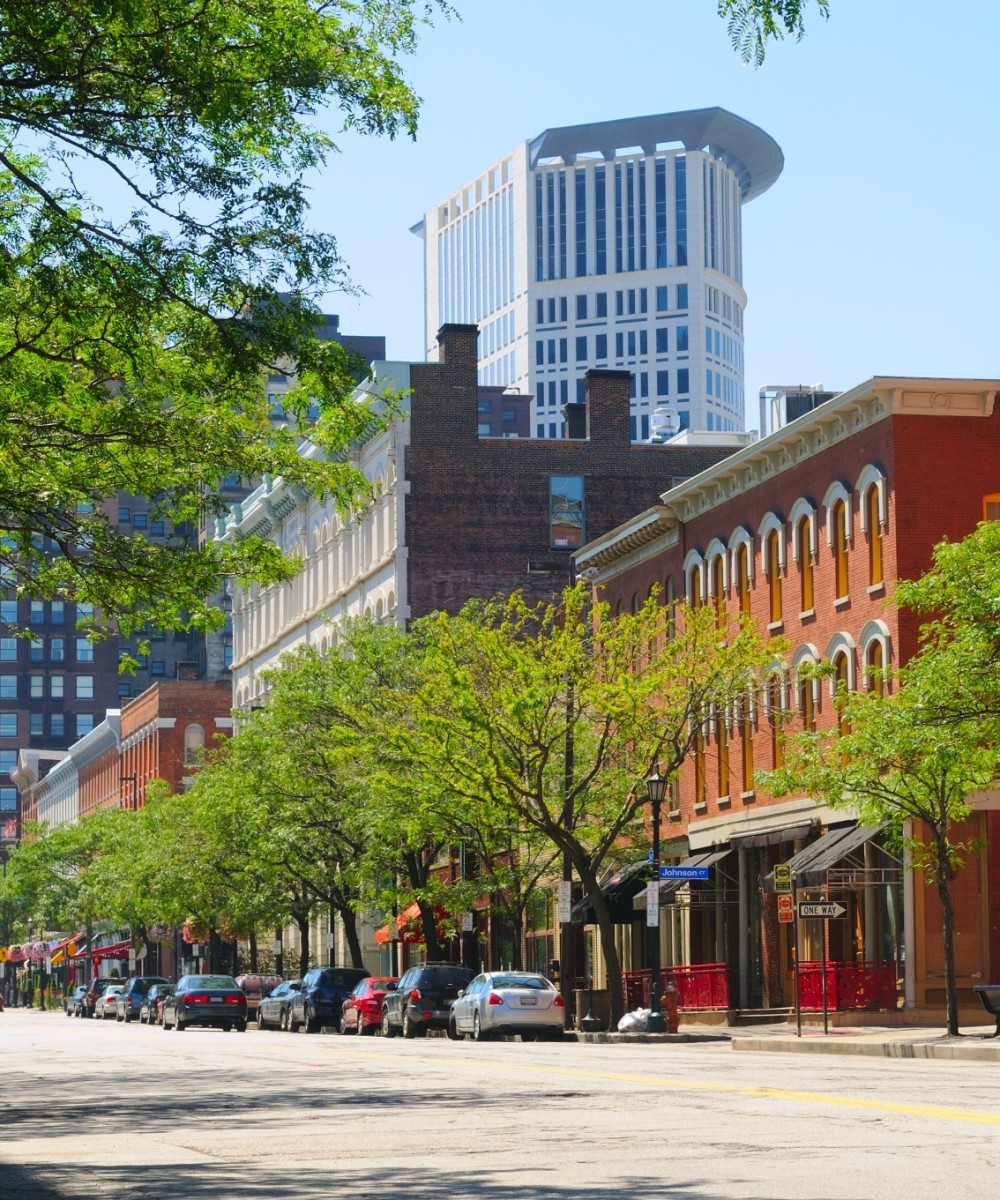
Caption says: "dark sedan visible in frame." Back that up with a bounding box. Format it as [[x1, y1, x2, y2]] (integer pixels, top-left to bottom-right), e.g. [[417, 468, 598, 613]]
[[162, 974, 248, 1032], [139, 983, 175, 1025], [289, 967, 369, 1033], [256, 980, 302, 1031]]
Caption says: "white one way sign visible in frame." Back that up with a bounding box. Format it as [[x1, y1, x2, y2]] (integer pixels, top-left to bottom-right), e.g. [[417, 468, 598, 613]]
[[797, 901, 847, 919]]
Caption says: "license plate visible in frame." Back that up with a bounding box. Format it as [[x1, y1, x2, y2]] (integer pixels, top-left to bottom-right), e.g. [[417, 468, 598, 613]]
[[519, 996, 537, 1006]]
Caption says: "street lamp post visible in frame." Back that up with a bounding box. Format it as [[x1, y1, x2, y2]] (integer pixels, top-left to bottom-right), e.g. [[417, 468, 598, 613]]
[[645, 772, 668, 1034]]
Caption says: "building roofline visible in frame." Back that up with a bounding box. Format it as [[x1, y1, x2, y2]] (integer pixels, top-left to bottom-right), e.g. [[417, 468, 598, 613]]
[[528, 107, 783, 201]]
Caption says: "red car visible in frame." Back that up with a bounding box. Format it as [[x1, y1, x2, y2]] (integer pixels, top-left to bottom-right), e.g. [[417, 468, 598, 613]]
[[340, 976, 397, 1036]]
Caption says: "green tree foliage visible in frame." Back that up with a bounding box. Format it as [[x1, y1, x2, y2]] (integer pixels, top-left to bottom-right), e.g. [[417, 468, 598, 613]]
[[763, 649, 999, 1036], [719, 0, 829, 65], [405, 585, 776, 1024], [0, 1, 444, 633]]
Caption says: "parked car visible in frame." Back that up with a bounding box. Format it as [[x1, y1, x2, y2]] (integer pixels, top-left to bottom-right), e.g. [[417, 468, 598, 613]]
[[381, 962, 475, 1039], [139, 983, 175, 1025], [340, 976, 397, 1035], [81, 978, 111, 1018], [256, 979, 302, 1031], [290, 967, 369, 1033], [65, 985, 89, 1017], [449, 971, 565, 1042], [162, 974, 248, 1032], [235, 973, 283, 1021], [95, 984, 125, 1019], [116, 975, 170, 1023]]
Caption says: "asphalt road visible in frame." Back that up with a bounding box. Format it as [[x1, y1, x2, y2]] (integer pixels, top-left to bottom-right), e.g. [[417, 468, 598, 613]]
[[1, 1007, 998, 1199]]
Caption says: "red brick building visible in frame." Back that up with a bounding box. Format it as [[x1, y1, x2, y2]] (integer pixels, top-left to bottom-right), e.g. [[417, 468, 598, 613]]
[[577, 376, 1000, 1018]]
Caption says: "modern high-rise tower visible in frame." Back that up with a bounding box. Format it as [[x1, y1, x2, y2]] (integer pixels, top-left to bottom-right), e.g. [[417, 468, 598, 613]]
[[413, 108, 782, 440]]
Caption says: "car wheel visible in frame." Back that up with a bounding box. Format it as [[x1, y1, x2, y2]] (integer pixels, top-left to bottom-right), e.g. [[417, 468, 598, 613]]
[[520, 1031, 537, 1042], [339, 1011, 350, 1035], [402, 1009, 417, 1039], [381, 1009, 397, 1038], [473, 1011, 490, 1042], [447, 1014, 462, 1041], [222, 1022, 232, 1032], [235, 1020, 246, 1032], [280, 1008, 290, 1032], [175, 1015, 185, 1031], [257, 1009, 266, 1030], [304, 1005, 320, 1034]]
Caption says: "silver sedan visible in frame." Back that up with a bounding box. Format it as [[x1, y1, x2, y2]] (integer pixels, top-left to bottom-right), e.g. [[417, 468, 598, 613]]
[[449, 972, 565, 1042]]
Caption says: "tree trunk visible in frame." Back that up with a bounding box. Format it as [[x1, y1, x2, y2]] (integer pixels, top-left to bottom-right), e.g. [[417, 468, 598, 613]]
[[417, 898, 443, 960], [341, 908, 365, 968], [575, 860, 626, 1028], [248, 931, 258, 974], [295, 913, 310, 978], [933, 835, 960, 1037]]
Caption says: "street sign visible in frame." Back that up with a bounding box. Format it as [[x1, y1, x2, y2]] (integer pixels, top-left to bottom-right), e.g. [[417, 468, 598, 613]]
[[797, 901, 847, 919], [645, 881, 659, 928], [659, 865, 710, 881], [461, 911, 474, 932], [774, 863, 792, 894], [777, 894, 794, 924], [556, 879, 573, 924]]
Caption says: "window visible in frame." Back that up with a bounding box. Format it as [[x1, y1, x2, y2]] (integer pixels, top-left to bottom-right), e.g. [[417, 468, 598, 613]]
[[694, 726, 707, 806], [575, 336, 587, 361], [30, 601, 44, 623], [656, 286, 668, 312], [0, 600, 17, 625], [1, 676, 17, 698], [0, 639, 16, 662], [30, 713, 43, 737], [0, 713, 16, 737], [76, 675, 94, 699], [0, 786, 16, 811], [50, 601, 64, 624], [708, 550, 726, 630], [865, 483, 883, 586], [549, 476, 584, 548], [576, 295, 587, 320], [655, 327, 668, 354], [76, 637, 94, 662], [133, 512, 148, 530], [796, 516, 814, 612], [734, 542, 751, 617], [76, 713, 95, 737], [51, 713, 64, 737], [866, 639, 884, 696], [0, 749, 15, 773], [50, 676, 64, 699], [716, 714, 730, 799], [151, 660, 166, 676], [118, 506, 131, 522], [740, 695, 754, 794], [30, 638, 44, 661], [767, 675, 785, 769], [832, 650, 851, 735], [118, 682, 131, 698], [50, 637, 64, 661], [831, 500, 849, 599], [684, 551, 704, 609], [676, 284, 688, 308], [676, 325, 688, 352], [766, 531, 782, 624], [595, 334, 607, 359], [184, 723, 206, 766], [595, 292, 607, 318], [677, 368, 689, 394]]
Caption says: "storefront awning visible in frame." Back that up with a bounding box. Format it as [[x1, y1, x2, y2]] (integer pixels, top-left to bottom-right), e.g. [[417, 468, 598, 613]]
[[48, 934, 85, 966], [728, 821, 817, 849], [764, 823, 885, 890], [87, 938, 133, 962], [574, 860, 651, 924], [374, 902, 446, 945]]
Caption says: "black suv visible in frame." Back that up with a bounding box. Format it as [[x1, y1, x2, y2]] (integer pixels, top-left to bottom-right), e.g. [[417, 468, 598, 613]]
[[381, 962, 475, 1038], [116, 975, 170, 1023], [290, 967, 369, 1033]]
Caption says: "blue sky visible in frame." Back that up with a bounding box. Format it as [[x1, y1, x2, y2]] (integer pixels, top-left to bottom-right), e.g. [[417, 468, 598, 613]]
[[316, 1, 999, 424]]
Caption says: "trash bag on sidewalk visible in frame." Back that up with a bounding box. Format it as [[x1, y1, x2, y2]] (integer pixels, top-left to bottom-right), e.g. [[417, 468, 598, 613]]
[[617, 1007, 649, 1032]]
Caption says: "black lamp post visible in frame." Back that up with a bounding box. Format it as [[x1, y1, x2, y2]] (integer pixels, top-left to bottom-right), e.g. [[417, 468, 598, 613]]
[[646, 771, 668, 1034]]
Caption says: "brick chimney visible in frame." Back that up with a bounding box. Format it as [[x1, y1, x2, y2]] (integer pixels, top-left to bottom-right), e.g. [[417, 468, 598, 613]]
[[583, 369, 632, 446], [436, 323, 480, 369]]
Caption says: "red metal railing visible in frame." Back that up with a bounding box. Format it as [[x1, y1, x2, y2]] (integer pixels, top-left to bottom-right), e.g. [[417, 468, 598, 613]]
[[798, 960, 897, 1011], [622, 963, 730, 1011]]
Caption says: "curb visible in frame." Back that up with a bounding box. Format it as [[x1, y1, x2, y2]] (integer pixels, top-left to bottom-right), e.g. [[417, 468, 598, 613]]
[[731, 1036, 1000, 1062], [575, 1031, 731, 1044]]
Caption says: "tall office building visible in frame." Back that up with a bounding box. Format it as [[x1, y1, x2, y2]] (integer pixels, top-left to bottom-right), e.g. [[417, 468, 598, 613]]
[[414, 108, 782, 440]]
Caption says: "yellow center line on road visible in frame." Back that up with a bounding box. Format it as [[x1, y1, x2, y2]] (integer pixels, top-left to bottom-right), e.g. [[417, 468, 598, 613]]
[[336, 1047, 1000, 1126]]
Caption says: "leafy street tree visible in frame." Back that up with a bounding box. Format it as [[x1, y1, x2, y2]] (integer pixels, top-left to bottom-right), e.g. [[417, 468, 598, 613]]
[[404, 585, 775, 1025], [718, 0, 830, 64], [0, 1, 444, 634], [762, 645, 1000, 1037]]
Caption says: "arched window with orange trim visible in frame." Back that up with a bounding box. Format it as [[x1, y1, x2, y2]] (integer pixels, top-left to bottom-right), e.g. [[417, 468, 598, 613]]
[[766, 530, 783, 624], [767, 674, 785, 768], [866, 484, 883, 587], [740, 695, 754, 794], [832, 499, 849, 599], [796, 514, 814, 612], [866, 638, 884, 696], [716, 713, 730, 798], [832, 650, 851, 735], [735, 542, 751, 618], [711, 554, 726, 630]]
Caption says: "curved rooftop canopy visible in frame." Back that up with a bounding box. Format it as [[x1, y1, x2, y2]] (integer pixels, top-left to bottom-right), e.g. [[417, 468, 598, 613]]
[[528, 107, 783, 202]]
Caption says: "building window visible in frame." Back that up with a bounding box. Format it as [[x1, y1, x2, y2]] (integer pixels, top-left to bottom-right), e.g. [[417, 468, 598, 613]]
[[716, 714, 730, 799], [694, 726, 707, 806], [30, 601, 44, 623], [50, 637, 64, 661], [50, 676, 64, 699], [740, 695, 754, 793], [796, 515, 814, 612], [677, 368, 689, 394], [866, 484, 883, 586], [734, 542, 751, 617], [708, 550, 726, 630], [51, 713, 64, 737], [0, 712, 16, 738], [151, 660, 166, 676], [1, 676, 17, 698], [0, 600, 17, 625], [184, 723, 205, 766], [766, 531, 782, 624], [30, 713, 43, 737], [76, 675, 94, 699], [831, 499, 849, 599], [76, 637, 94, 662], [76, 713, 94, 737], [0, 639, 16, 662], [767, 675, 785, 768], [0, 786, 16, 811], [832, 650, 851, 735], [549, 476, 584, 548], [866, 639, 884, 696], [133, 513, 148, 530], [50, 601, 64, 624], [0, 749, 15, 773]]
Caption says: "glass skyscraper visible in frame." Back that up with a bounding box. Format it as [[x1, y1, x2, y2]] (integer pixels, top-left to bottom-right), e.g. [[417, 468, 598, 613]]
[[414, 108, 782, 440]]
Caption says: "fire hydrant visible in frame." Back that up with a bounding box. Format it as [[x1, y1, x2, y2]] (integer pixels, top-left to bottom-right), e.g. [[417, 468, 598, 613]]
[[662, 981, 680, 1034]]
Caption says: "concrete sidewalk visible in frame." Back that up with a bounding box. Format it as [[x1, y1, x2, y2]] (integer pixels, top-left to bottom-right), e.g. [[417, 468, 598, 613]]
[[728, 1018, 1000, 1061]]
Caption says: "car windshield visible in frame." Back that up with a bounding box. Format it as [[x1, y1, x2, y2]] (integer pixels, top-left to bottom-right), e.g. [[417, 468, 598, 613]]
[[491, 975, 553, 991], [188, 975, 237, 990], [319, 970, 366, 988], [423, 968, 472, 988]]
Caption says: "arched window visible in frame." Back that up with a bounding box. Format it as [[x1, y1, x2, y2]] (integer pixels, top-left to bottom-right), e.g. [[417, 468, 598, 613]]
[[792, 645, 820, 734], [831, 499, 849, 599], [710, 553, 726, 629], [665, 576, 676, 640], [831, 649, 851, 734], [796, 515, 814, 612], [734, 542, 751, 617], [766, 673, 786, 769], [183, 724, 205, 766], [715, 712, 730, 799], [694, 726, 707, 807], [684, 550, 705, 609], [865, 484, 883, 586], [740, 693, 755, 794], [766, 530, 783, 623], [860, 620, 891, 697]]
